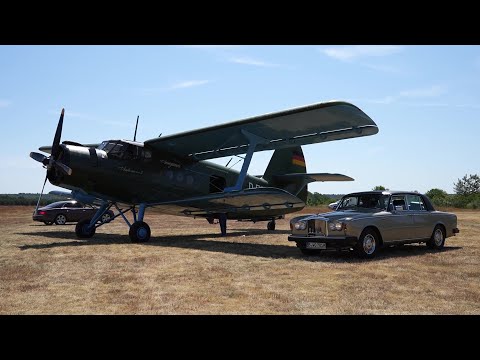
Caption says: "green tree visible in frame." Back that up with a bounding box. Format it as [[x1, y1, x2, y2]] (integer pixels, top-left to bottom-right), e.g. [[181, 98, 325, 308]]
[[454, 174, 480, 195], [425, 188, 450, 207], [372, 185, 387, 191]]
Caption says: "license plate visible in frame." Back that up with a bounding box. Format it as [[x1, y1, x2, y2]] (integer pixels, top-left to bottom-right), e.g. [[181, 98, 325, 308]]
[[306, 242, 326, 249]]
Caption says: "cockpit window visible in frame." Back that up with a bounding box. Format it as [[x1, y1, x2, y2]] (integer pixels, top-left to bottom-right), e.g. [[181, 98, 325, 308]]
[[97, 141, 151, 161]]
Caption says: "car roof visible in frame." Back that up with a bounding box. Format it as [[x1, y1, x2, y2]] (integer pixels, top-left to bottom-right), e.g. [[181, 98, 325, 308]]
[[344, 191, 423, 197]]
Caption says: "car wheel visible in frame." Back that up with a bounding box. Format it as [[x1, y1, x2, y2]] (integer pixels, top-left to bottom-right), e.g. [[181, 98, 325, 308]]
[[44, 221, 53, 225], [54, 214, 67, 225], [75, 219, 96, 238], [355, 228, 379, 259], [100, 212, 112, 223], [426, 225, 445, 249], [129, 221, 151, 243]]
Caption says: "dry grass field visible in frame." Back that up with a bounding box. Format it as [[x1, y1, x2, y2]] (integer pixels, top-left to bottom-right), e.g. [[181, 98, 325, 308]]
[[0, 205, 479, 314]]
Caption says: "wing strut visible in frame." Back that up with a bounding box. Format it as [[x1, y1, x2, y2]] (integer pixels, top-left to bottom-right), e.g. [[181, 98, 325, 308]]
[[224, 129, 268, 192]]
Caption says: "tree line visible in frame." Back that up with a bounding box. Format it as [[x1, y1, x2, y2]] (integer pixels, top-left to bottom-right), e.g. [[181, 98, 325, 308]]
[[0, 194, 66, 206]]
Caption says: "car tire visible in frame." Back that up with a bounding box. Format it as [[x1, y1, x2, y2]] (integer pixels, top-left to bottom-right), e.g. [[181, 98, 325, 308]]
[[355, 228, 379, 259], [44, 221, 53, 225], [129, 221, 151, 243], [54, 214, 67, 225], [75, 219, 96, 238], [426, 225, 445, 250]]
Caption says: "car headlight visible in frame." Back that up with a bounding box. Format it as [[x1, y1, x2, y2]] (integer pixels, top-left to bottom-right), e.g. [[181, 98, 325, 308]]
[[328, 221, 344, 231], [294, 221, 307, 230]]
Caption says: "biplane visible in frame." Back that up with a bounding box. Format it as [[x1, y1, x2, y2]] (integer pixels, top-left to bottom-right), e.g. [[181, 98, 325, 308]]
[[30, 101, 378, 242]]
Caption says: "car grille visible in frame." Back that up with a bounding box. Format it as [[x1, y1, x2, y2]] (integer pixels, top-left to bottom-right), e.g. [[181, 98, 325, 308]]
[[307, 218, 327, 236]]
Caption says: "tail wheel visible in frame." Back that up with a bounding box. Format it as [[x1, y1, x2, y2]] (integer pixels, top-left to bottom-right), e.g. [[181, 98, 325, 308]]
[[426, 225, 445, 249], [54, 214, 67, 225], [75, 219, 96, 238], [129, 221, 151, 243], [355, 228, 379, 259], [267, 220, 276, 231]]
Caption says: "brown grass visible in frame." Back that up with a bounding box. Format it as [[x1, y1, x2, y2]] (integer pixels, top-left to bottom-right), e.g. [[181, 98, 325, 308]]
[[0, 205, 479, 314]]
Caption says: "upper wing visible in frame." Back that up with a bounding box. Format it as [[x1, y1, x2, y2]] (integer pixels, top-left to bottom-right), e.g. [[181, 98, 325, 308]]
[[144, 101, 378, 161]]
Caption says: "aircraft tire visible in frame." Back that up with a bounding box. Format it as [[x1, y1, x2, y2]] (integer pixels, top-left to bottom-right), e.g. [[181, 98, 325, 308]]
[[75, 219, 96, 238], [267, 220, 276, 231], [129, 221, 151, 243]]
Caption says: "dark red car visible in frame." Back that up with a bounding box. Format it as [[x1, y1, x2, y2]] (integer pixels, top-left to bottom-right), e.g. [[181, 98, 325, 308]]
[[33, 200, 114, 225]]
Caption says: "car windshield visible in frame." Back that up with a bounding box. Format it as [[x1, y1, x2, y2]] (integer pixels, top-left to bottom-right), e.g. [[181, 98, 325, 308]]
[[337, 194, 389, 211]]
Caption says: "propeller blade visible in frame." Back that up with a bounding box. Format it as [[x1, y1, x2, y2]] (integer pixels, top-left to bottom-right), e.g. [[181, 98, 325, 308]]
[[51, 108, 65, 159], [34, 174, 48, 215], [53, 160, 72, 176], [30, 152, 48, 164]]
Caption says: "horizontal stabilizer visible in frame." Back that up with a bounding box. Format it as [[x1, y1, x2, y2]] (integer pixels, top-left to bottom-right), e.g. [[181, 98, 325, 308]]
[[150, 187, 305, 217], [273, 173, 354, 184]]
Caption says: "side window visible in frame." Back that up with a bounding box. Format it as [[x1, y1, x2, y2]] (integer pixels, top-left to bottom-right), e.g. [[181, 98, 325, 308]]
[[406, 194, 426, 211], [391, 195, 407, 211]]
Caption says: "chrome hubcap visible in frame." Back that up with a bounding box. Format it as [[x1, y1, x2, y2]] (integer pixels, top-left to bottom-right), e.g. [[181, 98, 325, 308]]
[[363, 234, 376, 255], [102, 214, 111, 222], [57, 215, 66, 224], [434, 229, 444, 246]]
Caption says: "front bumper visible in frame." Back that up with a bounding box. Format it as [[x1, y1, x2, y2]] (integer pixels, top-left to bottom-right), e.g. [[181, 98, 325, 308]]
[[288, 234, 358, 250]]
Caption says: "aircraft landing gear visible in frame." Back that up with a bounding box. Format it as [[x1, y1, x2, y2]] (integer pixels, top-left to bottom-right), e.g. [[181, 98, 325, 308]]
[[219, 213, 227, 236], [129, 221, 151, 243], [267, 220, 276, 231], [75, 218, 96, 238]]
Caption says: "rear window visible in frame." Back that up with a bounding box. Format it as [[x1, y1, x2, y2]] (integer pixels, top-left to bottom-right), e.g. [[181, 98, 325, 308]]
[[44, 201, 67, 209]]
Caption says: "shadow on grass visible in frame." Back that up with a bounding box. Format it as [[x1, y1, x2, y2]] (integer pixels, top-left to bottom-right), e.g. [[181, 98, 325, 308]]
[[16, 229, 462, 262]]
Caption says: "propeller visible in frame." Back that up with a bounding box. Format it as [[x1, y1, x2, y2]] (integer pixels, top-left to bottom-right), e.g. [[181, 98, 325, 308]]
[[29, 108, 72, 175], [31, 108, 72, 214]]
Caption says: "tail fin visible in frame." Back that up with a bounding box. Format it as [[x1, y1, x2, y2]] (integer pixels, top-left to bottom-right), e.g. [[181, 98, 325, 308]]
[[263, 146, 309, 202]]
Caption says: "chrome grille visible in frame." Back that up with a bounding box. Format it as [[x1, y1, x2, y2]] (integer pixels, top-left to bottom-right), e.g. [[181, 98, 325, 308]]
[[315, 219, 327, 235], [307, 220, 316, 234]]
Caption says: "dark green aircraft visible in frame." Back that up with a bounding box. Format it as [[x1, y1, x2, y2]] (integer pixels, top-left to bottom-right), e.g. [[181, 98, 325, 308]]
[[30, 101, 378, 242]]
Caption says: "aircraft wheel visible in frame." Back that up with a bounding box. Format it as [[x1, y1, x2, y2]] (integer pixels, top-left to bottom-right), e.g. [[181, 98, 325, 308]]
[[267, 220, 276, 231], [129, 221, 151, 243], [75, 219, 96, 238]]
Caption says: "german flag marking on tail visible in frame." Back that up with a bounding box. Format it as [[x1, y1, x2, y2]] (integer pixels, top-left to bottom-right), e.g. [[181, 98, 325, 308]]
[[292, 152, 306, 167]]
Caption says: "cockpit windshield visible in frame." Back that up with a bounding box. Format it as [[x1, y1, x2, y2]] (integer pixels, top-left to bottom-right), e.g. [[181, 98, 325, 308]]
[[337, 194, 389, 211], [97, 141, 152, 161]]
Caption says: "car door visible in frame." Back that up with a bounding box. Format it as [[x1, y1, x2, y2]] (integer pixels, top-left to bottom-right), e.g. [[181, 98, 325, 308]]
[[381, 194, 415, 242], [406, 194, 433, 239]]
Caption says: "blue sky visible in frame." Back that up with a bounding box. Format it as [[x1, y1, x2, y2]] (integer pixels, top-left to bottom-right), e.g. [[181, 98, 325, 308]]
[[1, 45, 479, 195]]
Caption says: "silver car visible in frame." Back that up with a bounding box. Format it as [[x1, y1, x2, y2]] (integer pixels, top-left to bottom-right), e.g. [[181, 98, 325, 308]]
[[289, 191, 459, 258]]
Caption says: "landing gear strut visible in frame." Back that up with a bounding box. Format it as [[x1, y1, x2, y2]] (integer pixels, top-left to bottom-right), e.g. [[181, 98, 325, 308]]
[[74, 201, 152, 243]]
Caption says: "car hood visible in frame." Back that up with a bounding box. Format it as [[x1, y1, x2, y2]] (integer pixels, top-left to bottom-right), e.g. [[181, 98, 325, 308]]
[[299, 209, 384, 222]]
